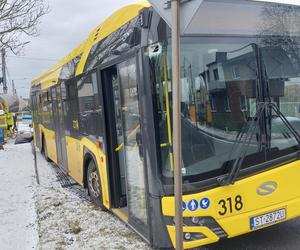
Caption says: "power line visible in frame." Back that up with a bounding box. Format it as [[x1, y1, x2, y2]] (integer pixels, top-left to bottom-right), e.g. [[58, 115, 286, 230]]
[[7, 55, 58, 62], [5, 66, 32, 95]]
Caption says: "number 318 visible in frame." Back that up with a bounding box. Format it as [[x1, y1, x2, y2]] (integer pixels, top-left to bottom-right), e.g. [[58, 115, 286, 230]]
[[218, 195, 243, 216]]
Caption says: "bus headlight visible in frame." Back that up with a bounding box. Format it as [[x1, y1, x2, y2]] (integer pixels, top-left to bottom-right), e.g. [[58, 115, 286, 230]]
[[184, 232, 206, 241], [183, 216, 228, 239], [191, 216, 200, 224], [184, 232, 192, 241]]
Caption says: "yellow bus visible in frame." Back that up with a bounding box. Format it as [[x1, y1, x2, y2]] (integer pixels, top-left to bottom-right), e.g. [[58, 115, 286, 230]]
[[31, 0, 300, 249]]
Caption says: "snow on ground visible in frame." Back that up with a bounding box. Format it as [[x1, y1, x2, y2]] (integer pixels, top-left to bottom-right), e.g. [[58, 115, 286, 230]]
[[35, 148, 151, 250], [0, 142, 38, 250], [0, 139, 151, 250]]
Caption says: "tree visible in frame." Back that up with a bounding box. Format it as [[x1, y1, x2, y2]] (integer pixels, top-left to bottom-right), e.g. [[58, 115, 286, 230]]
[[0, 0, 49, 53], [259, 4, 300, 71]]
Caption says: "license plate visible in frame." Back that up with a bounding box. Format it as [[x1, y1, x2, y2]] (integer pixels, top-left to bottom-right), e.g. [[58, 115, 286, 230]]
[[250, 208, 286, 230]]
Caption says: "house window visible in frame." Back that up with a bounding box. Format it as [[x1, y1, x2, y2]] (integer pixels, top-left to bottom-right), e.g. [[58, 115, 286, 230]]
[[213, 69, 219, 81], [224, 95, 231, 112], [232, 66, 241, 79], [240, 95, 248, 111], [210, 96, 217, 112]]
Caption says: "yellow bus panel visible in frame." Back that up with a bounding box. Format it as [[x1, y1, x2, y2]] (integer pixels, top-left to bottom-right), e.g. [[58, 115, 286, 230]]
[[65, 136, 110, 209], [162, 160, 300, 248], [65, 136, 84, 185], [40, 125, 57, 164]]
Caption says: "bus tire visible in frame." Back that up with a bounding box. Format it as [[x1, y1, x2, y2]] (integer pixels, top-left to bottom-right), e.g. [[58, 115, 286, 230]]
[[42, 135, 51, 162], [87, 159, 105, 210]]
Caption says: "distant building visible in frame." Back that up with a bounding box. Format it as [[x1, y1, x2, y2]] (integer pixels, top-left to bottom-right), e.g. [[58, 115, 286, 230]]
[[19, 97, 30, 111], [198, 46, 296, 131]]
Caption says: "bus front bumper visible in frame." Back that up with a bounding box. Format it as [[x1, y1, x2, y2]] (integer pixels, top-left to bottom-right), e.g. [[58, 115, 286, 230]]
[[165, 197, 300, 249]]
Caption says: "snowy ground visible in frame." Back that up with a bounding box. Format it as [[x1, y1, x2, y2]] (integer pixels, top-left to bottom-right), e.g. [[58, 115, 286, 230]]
[[35, 151, 150, 250], [0, 140, 150, 250], [0, 142, 38, 250]]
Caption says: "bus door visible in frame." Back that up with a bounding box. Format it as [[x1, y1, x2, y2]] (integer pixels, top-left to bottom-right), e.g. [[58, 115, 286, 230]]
[[102, 57, 149, 237], [52, 85, 68, 171]]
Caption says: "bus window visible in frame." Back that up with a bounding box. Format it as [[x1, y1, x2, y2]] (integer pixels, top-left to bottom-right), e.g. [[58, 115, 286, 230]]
[[150, 39, 263, 183], [77, 74, 96, 113], [65, 79, 79, 136], [261, 46, 300, 158], [41, 90, 52, 128], [77, 72, 103, 137]]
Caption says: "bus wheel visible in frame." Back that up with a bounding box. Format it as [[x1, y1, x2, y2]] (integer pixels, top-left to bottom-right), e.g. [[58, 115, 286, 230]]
[[42, 136, 51, 162], [87, 160, 105, 210]]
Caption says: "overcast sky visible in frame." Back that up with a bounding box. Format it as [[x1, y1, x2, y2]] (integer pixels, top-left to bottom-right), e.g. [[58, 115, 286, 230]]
[[4, 0, 300, 98]]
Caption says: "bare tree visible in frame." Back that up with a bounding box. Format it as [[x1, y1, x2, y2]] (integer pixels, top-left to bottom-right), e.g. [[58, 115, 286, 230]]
[[0, 0, 49, 53]]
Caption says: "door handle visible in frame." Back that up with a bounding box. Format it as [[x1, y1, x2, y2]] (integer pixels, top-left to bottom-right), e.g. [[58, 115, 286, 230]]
[[115, 143, 124, 152], [136, 132, 143, 158]]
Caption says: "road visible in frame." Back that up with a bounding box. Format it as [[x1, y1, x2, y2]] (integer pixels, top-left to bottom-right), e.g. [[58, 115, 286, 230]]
[[205, 218, 300, 250]]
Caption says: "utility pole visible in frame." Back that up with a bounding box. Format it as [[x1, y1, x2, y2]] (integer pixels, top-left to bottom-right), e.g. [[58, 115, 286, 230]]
[[171, 0, 183, 249], [1, 48, 7, 94], [12, 80, 16, 95]]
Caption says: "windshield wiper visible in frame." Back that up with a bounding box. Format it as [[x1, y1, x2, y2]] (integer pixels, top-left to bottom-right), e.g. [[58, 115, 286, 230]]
[[219, 102, 300, 186], [218, 102, 266, 185], [218, 44, 300, 186]]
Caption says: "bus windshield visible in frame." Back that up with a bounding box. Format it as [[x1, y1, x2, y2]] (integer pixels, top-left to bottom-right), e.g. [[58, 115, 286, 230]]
[[150, 35, 300, 183]]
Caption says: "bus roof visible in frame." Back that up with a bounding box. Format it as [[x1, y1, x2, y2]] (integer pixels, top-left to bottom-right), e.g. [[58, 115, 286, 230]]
[[32, 0, 298, 89], [31, 0, 150, 89]]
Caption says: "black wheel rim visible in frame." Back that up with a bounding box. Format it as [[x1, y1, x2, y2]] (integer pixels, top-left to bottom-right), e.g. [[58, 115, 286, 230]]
[[88, 170, 101, 198]]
